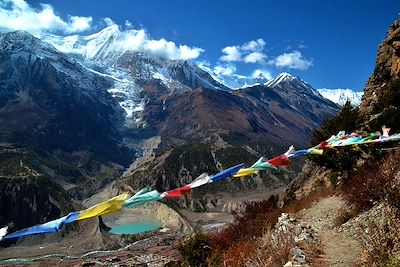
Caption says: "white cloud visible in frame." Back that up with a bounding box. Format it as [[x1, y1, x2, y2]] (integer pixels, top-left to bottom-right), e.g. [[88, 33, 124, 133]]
[[140, 37, 203, 60], [219, 38, 267, 63], [219, 46, 242, 62], [244, 52, 266, 63], [269, 50, 313, 71], [241, 38, 266, 51], [100, 26, 203, 60], [0, 0, 204, 61], [70, 16, 92, 32], [0, 0, 92, 34], [251, 69, 272, 80]]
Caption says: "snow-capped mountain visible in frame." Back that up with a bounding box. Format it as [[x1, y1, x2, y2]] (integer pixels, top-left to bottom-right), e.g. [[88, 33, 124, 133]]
[[2, 29, 339, 148], [317, 88, 363, 106], [266, 72, 321, 97], [0, 31, 132, 165], [41, 26, 229, 91], [237, 72, 339, 126], [40, 25, 229, 124]]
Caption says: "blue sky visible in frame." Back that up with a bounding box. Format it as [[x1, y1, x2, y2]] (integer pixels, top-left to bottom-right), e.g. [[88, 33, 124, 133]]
[[2, 0, 400, 91]]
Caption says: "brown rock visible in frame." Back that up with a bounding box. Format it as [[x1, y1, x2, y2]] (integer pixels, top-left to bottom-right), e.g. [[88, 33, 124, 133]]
[[360, 18, 400, 115]]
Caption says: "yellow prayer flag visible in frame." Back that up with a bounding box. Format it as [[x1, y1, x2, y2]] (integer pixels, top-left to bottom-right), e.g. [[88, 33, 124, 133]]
[[233, 168, 258, 178], [76, 193, 130, 221], [309, 149, 324, 155]]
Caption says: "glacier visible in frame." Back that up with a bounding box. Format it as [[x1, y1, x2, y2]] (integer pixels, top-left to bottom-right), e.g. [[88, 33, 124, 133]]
[[317, 88, 363, 106]]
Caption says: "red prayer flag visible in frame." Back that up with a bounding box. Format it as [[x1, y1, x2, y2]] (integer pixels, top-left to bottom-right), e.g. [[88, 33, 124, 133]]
[[319, 141, 329, 149], [165, 185, 191, 198], [267, 154, 291, 166]]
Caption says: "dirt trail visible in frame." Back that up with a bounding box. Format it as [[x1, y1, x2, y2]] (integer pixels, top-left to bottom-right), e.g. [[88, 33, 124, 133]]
[[297, 196, 362, 266]]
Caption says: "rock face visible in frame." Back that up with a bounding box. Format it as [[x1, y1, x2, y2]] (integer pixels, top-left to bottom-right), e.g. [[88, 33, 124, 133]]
[[144, 73, 339, 149], [0, 31, 131, 238], [360, 18, 400, 115], [0, 31, 132, 166], [0, 175, 74, 243]]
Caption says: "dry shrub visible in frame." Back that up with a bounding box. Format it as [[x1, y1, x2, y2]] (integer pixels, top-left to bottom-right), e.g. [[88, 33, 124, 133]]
[[359, 206, 400, 266], [209, 195, 282, 266], [297, 241, 327, 267], [342, 149, 400, 213], [340, 149, 400, 265], [211, 195, 280, 253], [244, 229, 294, 267], [222, 238, 260, 267]]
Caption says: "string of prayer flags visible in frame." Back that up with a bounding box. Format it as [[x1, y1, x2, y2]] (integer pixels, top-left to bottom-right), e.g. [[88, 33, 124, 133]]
[[124, 190, 166, 208], [165, 186, 191, 198], [210, 163, 244, 182]]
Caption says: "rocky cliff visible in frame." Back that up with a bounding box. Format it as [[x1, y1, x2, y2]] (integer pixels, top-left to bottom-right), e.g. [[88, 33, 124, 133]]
[[360, 18, 400, 115]]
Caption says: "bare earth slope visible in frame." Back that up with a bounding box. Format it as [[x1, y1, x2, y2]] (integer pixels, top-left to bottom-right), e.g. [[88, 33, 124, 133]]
[[297, 195, 362, 266]]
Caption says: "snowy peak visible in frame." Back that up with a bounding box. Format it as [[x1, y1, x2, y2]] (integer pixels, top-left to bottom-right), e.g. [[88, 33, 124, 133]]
[[318, 88, 364, 106], [266, 72, 296, 87], [41, 24, 126, 64], [266, 72, 320, 97]]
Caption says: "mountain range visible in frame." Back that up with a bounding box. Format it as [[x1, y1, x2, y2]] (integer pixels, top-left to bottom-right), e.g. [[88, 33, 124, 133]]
[[0, 28, 340, 239], [40, 25, 359, 105], [317, 88, 363, 106]]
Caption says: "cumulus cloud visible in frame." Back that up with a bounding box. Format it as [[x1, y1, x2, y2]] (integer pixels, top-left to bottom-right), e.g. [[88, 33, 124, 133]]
[[197, 61, 240, 77], [219, 38, 267, 64], [0, 0, 92, 34], [241, 38, 266, 51], [219, 46, 242, 62], [92, 25, 204, 60], [244, 52, 266, 63], [268, 50, 313, 71]]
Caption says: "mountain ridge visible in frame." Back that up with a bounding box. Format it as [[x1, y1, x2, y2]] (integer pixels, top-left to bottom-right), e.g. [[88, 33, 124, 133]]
[[318, 88, 363, 106]]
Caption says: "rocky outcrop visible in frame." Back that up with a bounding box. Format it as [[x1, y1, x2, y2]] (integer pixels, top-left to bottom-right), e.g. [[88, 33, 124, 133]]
[[0, 175, 75, 246], [360, 18, 400, 115]]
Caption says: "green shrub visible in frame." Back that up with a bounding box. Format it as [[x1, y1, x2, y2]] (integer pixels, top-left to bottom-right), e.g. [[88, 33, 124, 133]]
[[178, 231, 212, 267], [310, 100, 362, 146], [309, 100, 363, 171]]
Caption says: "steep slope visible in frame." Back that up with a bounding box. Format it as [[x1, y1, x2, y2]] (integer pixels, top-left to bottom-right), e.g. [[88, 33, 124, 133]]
[[236, 73, 339, 144], [278, 18, 400, 267], [141, 73, 338, 148], [115, 51, 230, 92], [0, 31, 133, 236], [119, 73, 338, 211], [359, 18, 400, 114], [0, 31, 131, 166]]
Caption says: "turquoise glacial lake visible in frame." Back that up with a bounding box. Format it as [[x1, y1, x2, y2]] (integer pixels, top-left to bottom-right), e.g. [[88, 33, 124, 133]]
[[110, 220, 162, 235]]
